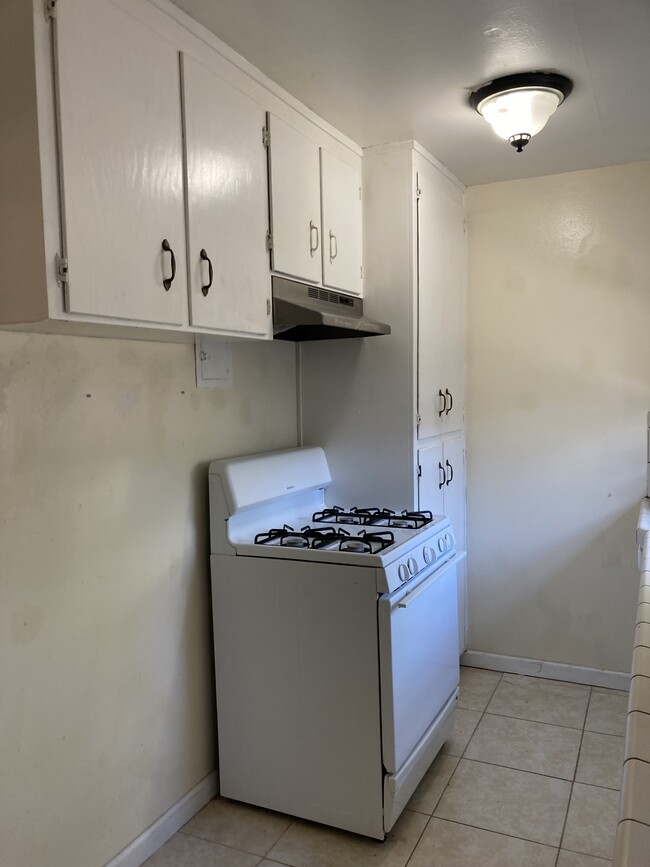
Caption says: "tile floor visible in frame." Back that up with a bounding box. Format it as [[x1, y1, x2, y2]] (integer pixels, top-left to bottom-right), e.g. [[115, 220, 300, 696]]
[[144, 667, 628, 867]]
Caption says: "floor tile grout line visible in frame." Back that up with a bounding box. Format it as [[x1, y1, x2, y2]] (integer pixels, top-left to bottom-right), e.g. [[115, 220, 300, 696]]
[[403, 811, 435, 867], [179, 822, 291, 860], [424, 813, 567, 851], [484, 709, 589, 731], [554, 686, 591, 867], [451, 755, 586, 785]]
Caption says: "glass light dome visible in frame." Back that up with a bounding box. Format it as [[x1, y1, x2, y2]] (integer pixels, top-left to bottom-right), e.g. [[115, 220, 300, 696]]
[[478, 87, 563, 140], [469, 72, 573, 152]]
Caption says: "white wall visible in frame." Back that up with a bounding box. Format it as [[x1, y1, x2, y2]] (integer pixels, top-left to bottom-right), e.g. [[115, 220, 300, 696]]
[[0, 331, 296, 867], [466, 161, 650, 674]]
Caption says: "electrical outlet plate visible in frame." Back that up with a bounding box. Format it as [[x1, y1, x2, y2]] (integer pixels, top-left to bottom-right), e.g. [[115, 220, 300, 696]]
[[195, 336, 232, 389]]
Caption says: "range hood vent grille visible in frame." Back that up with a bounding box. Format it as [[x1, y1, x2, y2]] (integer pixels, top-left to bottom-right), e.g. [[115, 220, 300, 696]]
[[307, 287, 350, 305]]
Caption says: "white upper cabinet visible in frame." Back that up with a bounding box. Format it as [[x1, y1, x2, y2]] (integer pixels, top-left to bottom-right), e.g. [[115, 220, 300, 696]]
[[267, 113, 362, 296], [55, 0, 186, 325], [267, 114, 322, 285], [181, 53, 270, 337], [417, 165, 465, 438], [2, 0, 362, 341], [320, 150, 362, 295]]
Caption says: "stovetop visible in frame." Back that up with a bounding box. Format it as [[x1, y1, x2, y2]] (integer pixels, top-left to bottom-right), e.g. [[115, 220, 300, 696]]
[[253, 508, 436, 555], [208, 447, 458, 593]]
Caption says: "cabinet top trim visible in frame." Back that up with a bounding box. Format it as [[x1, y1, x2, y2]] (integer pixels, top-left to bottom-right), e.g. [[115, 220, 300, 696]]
[[363, 140, 465, 193], [149, 0, 362, 158]]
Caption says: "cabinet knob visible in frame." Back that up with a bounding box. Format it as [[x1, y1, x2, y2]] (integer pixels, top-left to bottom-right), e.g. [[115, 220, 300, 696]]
[[309, 221, 320, 257], [200, 248, 214, 297], [161, 239, 176, 291]]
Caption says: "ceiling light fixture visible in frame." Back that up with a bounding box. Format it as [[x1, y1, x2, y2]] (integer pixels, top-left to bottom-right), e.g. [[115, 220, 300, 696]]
[[469, 71, 573, 152]]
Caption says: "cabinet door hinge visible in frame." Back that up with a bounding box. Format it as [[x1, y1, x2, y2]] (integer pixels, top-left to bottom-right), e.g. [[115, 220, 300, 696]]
[[55, 254, 69, 284], [417, 465, 422, 478], [359, 186, 362, 201], [262, 126, 270, 148], [360, 265, 363, 280], [415, 186, 422, 199], [416, 413, 422, 425], [266, 298, 271, 316], [45, 0, 57, 20], [266, 231, 273, 251]]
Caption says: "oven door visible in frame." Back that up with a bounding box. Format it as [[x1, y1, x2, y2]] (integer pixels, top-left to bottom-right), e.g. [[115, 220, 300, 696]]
[[378, 553, 462, 774]]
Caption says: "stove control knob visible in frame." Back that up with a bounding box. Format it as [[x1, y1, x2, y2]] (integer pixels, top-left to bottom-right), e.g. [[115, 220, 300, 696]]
[[444, 532, 452, 547], [398, 563, 410, 583], [407, 557, 418, 575], [438, 537, 446, 553], [423, 545, 433, 564]]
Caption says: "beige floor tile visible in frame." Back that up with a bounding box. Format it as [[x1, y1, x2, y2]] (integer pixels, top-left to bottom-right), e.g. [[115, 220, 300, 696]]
[[266, 808, 427, 867], [407, 753, 459, 814], [407, 818, 557, 867], [562, 783, 620, 859], [556, 851, 611, 866], [440, 707, 482, 756], [459, 667, 502, 711], [486, 674, 590, 728], [433, 759, 571, 846], [575, 731, 625, 789], [585, 689, 629, 736], [464, 713, 581, 779], [143, 831, 260, 866], [182, 798, 291, 857]]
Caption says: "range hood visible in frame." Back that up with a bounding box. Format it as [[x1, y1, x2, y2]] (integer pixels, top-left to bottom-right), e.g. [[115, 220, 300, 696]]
[[272, 277, 391, 342]]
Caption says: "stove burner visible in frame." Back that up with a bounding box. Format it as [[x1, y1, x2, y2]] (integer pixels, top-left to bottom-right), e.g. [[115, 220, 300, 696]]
[[312, 506, 434, 529], [312, 507, 372, 525], [254, 523, 395, 554], [339, 530, 395, 554]]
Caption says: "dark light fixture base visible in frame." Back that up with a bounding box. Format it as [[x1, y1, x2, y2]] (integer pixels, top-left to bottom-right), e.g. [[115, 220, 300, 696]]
[[509, 133, 531, 153], [469, 71, 574, 112]]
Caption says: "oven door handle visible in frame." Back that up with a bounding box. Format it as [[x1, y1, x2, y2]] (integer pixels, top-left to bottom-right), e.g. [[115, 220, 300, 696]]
[[397, 552, 466, 609]]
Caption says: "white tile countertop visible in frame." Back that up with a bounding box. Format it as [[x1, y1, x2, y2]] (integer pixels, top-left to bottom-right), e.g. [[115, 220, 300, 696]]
[[614, 498, 650, 865]]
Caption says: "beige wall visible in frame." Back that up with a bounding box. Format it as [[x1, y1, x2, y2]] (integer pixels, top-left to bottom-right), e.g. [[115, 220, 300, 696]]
[[0, 331, 297, 867], [466, 161, 650, 674]]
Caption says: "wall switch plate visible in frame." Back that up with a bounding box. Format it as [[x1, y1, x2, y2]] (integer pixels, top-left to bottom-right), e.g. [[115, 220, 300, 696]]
[[195, 337, 232, 388]]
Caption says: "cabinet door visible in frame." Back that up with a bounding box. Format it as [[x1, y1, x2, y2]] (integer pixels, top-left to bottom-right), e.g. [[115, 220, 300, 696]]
[[418, 437, 465, 551], [439, 194, 466, 433], [417, 169, 465, 437], [55, 0, 186, 325], [441, 435, 466, 553], [182, 55, 270, 336], [417, 443, 445, 518], [267, 114, 322, 284], [320, 150, 362, 295]]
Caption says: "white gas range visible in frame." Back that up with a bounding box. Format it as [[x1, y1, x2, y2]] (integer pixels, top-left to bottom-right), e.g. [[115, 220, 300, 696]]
[[209, 446, 463, 840]]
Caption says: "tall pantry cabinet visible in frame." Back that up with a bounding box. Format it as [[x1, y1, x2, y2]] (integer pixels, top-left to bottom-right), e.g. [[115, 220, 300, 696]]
[[300, 141, 467, 650]]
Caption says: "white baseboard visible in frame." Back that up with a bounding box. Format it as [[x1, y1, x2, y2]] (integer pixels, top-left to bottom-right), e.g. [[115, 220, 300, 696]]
[[105, 770, 219, 867], [461, 650, 631, 691]]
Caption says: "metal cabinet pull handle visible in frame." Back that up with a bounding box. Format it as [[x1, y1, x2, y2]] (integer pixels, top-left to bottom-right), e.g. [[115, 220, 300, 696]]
[[438, 461, 446, 489], [162, 239, 176, 291], [329, 230, 338, 263], [309, 221, 320, 257], [438, 389, 446, 417], [445, 389, 453, 415], [445, 460, 453, 485], [200, 248, 213, 297]]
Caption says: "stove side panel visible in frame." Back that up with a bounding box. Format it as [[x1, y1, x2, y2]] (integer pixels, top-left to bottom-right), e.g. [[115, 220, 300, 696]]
[[210, 554, 385, 839]]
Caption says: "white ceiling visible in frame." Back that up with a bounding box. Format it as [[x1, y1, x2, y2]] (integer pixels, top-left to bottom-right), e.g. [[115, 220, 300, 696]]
[[169, 0, 650, 186]]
